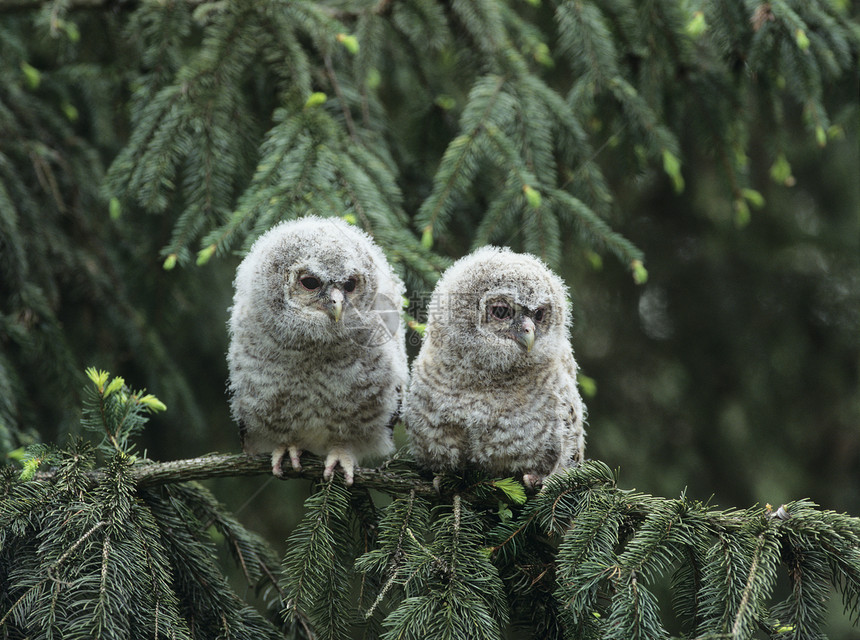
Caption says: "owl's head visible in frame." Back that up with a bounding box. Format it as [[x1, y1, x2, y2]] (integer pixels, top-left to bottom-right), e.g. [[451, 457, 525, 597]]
[[234, 216, 402, 345], [426, 246, 571, 371]]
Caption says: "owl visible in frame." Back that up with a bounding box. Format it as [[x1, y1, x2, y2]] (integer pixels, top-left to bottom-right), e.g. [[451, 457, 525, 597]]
[[227, 216, 407, 485], [404, 246, 585, 488]]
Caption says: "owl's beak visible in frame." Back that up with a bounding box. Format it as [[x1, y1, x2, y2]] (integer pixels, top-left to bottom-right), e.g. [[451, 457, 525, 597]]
[[513, 316, 535, 352], [327, 287, 344, 323]]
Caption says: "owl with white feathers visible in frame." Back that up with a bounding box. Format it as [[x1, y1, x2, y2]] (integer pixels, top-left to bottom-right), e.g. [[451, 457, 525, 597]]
[[227, 216, 407, 485], [404, 246, 586, 488]]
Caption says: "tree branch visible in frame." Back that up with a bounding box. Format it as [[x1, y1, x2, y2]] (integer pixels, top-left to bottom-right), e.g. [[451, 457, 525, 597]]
[[0, 0, 115, 11], [35, 451, 444, 500], [0, 0, 392, 15], [31, 451, 538, 507], [135, 452, 440, 496]]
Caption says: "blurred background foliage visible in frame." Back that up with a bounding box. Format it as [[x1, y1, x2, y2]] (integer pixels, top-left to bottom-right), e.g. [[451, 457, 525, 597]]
[[0, 0, 858, 611]]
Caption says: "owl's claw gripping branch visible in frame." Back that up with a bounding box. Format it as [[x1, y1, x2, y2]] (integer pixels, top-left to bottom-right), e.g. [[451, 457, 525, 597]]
[[323, 447, 357, 486], [271, 447, 286, 476], [271, 445, 304, 476], [522, 473, 543, 490], [289, 445, 303, 472]]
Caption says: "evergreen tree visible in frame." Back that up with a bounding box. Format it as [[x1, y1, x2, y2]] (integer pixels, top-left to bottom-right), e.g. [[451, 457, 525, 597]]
[[1, 0, 859, 638], [4, 370, 860, 638]]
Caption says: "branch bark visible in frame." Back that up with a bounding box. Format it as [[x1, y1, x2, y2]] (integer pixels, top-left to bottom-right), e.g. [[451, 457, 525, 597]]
[[0, 0, 392, 14], [35, 452, 443, 500], [134, 452, 440, 497], [0, 0, 110, 10], [30, 451, 539, 507]]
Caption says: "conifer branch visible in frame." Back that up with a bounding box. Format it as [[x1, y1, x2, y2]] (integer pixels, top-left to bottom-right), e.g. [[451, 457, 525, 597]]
[[32, 452, 446, 498], [323, 53, 358, 141], [0, 0, 109, 10], [30, 451, 558, 509]]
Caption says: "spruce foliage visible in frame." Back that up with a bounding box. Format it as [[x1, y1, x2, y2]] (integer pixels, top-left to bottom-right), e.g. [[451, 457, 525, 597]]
[[0, 370, 282, 639], [282, 477, 355, 640], [2, 0, 858, 443], [5, 371, 860, 638]]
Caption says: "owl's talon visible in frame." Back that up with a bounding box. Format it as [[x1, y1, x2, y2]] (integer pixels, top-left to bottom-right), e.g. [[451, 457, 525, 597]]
[[271, 446, 303, 477], [271, 447, 287, 477], [288, 445, 303, 472], [324, 448, 356, 486], [522, 473, 543, 490]]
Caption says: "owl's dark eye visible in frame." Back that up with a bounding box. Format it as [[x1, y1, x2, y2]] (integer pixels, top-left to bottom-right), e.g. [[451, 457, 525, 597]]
[[534, 308, 546, 322], [489, 302, 513, 321], [300, 276, 322, 290], [344, 277, 357, 293]]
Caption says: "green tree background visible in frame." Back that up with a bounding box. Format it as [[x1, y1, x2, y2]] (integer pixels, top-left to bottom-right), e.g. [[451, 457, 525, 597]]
[[1, 0, 859, 638]]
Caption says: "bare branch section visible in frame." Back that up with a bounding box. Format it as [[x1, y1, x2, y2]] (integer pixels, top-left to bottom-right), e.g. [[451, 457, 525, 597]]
[[136, 453, 439, 496], [0, 0, 389, 13], [35, 452, 443, 499], [0, 0, 108, 10]]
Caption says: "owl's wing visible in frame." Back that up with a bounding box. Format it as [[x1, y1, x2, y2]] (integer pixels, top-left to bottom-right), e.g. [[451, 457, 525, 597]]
[[237, 418, 248, 449], [385, 387, 403, 431], [560, 351, 586, 467]]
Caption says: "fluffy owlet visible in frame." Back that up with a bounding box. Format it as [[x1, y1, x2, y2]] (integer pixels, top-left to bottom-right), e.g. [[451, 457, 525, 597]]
[[404, 246, 585, 488], [227, 216, 407, 485]]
